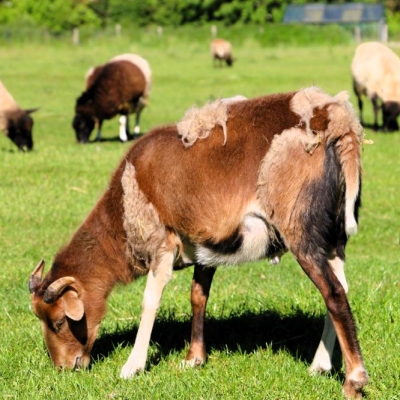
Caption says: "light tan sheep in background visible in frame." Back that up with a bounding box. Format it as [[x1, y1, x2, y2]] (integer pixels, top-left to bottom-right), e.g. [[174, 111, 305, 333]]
[[210, 38, 234, 67], [351, 41, 400, 131], [0, 81, 37, 151]]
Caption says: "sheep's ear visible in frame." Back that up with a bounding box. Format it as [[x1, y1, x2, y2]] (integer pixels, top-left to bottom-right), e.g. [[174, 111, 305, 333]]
[[25, 108, 39, 114], [62, 290, 84, 321]]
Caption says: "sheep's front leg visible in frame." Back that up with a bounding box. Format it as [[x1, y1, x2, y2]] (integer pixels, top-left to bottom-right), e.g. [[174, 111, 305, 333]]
[[310, 255, 349, 374], [182, 264, 216, 367], [120, 251, 174, 378], [371, 96, 380, 131], [119, 115, 128, 142]]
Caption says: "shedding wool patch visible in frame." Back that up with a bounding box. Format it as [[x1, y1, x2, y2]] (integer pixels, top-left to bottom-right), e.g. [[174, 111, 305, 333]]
[[258, 86, 363, 238], [177, 95, 247, 147], [290, 86, 363, 154], [121, 162, 167, 268]]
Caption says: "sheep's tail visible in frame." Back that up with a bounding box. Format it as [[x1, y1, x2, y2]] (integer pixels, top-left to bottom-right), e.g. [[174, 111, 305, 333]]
[[290, 87, 364, 237], [336, 131, 362, 236], [330, 92, 364, 237]]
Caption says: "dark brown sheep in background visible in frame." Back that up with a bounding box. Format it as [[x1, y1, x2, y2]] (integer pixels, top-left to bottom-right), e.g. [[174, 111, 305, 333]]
[[0, 80, 37, 151], [73, 53, 152, 143], [210, 38, 234, 67]]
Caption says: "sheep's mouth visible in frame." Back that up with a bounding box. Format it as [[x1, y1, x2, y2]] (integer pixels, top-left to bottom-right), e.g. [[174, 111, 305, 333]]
[[74, 356, 84, 370], [73, 355, 90, 370]]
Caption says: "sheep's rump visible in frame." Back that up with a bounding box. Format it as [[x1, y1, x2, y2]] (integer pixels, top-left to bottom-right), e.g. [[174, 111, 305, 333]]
[[123, 87, 362, 247], [0, 81, 19, 131], [110, 54, 152, 99]]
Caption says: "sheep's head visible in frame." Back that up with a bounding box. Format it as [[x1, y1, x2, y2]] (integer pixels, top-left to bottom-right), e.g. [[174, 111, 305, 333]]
[[382, 101, 400, 131], [29, 260, 103, 370], [72, 113, 95, 143], [4, 109, 37, 151]]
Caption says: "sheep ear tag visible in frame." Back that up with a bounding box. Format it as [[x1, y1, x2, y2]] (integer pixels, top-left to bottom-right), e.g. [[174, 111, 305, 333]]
[[62, 290, 84, 321]]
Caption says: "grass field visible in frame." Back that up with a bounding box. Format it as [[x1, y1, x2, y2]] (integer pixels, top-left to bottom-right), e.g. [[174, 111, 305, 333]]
[[0, 29, 399, 399]]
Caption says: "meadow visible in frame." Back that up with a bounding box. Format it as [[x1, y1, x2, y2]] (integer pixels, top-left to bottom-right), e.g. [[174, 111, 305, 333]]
[[0, 27, 399, 399]]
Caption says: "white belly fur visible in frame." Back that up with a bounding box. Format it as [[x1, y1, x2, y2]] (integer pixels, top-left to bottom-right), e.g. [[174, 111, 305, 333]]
[[195, 205, 271, 267]]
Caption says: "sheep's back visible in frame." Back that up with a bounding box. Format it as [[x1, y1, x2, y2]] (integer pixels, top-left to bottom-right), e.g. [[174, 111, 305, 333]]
[[210, 39, 232, 58], [110, 54, 152, 96], [0, 81, 19, 112]]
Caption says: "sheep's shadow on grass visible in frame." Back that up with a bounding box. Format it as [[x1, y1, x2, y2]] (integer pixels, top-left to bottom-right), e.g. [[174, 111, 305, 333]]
[[361, 122, 397, 133], [91, 307, 344, 379], [87, 133, 144, 143]]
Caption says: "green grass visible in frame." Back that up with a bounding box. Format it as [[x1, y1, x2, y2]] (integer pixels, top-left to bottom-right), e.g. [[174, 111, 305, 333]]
[[1, 30, 399, 399]]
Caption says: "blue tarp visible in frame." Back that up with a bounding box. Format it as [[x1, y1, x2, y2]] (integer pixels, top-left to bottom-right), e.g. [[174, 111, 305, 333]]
[[283, 3, 385, 24]]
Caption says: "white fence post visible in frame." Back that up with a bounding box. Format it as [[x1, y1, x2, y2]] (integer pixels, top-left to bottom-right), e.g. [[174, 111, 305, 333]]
[[354, 26, 361, 43], [72, 28, 80, 45], [379, 20, 388, 43]]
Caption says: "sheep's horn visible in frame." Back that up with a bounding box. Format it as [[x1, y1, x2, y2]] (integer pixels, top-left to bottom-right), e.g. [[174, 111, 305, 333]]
[[29, 259, 45, 294], [44, 277, 76, 304]]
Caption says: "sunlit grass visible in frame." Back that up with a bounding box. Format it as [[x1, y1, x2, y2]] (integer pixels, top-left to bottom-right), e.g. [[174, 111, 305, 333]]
[[0, 30, 399, 399]]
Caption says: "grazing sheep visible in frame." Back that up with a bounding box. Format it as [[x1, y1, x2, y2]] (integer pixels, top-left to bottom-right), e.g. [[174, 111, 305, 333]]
[[0, 81, 37, 151], [211, 38, 234, 67], [73, 53, 152, 143], [30, 87, 368, 399], [351, 41, 400, 131]]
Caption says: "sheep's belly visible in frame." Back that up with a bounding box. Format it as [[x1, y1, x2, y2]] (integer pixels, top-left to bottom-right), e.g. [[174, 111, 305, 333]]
[[195, 213, 277, 267]]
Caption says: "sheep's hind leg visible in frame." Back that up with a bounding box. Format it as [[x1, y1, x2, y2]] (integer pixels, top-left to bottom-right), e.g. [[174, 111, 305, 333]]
[[181, 263, 216, 368], [120, 250, 174, 378], [133, 101, 145, 134], [295, 251, 368, 399], [310, 254, 349, 374]]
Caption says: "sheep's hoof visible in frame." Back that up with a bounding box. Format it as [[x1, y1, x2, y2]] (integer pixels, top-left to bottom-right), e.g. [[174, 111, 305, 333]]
[[180, 357, 204, 369]]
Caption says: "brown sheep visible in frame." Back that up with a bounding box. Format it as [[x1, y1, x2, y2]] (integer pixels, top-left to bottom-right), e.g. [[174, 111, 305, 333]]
[[30, 87, 367, 399]]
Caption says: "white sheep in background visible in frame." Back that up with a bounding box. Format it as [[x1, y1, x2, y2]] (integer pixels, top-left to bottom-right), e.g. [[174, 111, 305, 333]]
[[0, 81, 37, 151], [351, 41, 400, 131]]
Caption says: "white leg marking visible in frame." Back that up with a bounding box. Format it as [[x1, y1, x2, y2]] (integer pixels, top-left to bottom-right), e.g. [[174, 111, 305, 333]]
[[119, 115, 128, 142], [133, 125, 140, 134], [120, 251, 173, 378], [345, 199, 358, 236], [310, 257, 348, 374]]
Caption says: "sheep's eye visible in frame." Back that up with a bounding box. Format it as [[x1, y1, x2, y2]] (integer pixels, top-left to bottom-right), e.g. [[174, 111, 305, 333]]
[[54, 317, 65, 331]]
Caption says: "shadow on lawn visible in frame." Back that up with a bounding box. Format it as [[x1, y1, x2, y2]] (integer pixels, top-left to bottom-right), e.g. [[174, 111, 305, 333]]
[[91, 307, 343, 377], [87, 133, 143, 143], [361, 121, 398, 133]]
